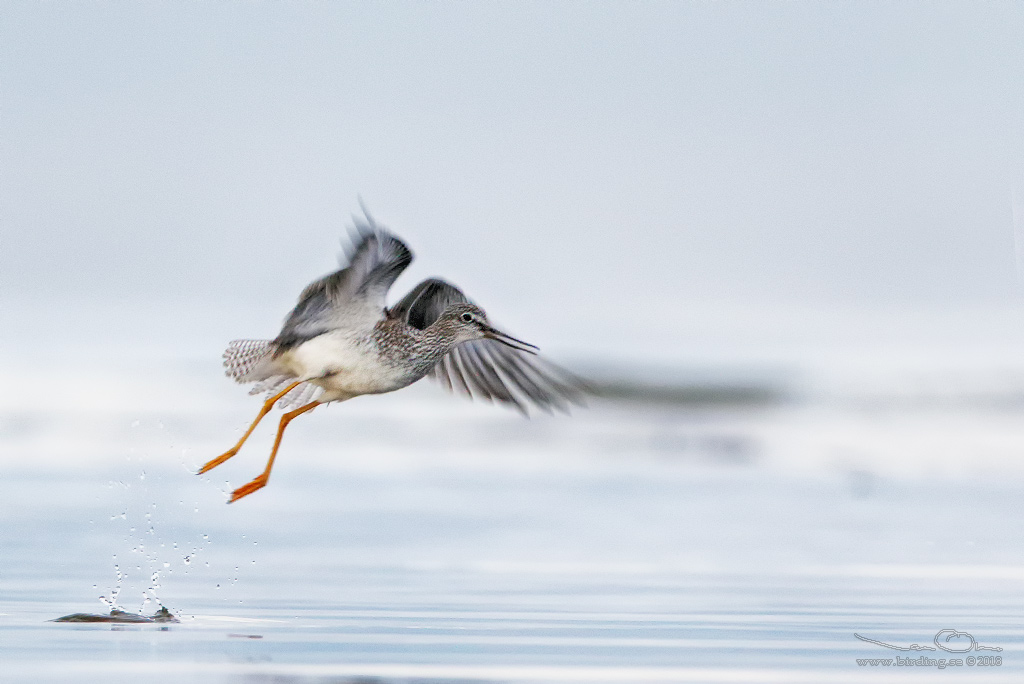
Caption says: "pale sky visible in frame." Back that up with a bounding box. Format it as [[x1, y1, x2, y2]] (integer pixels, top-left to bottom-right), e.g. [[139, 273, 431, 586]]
[[2, 2, 1023, 362]]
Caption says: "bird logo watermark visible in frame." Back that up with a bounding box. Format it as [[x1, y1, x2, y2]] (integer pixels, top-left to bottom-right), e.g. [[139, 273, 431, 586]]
[[854, 629, 1002, 668]]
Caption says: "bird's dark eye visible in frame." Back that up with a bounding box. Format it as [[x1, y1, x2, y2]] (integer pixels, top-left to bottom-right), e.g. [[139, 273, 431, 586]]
[[461, 312, 474, 323]]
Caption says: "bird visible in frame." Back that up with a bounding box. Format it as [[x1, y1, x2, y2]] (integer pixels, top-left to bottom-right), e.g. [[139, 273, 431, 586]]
[[199, 210, 586, 502]]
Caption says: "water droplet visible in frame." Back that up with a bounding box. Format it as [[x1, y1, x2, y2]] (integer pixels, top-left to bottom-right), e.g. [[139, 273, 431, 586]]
[[183, 555, 191, 565], [139, 471, 146, 482], [163, 562, 170, 568]]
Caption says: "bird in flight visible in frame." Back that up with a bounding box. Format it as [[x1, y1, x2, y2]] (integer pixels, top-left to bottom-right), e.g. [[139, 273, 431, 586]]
[[199, 210, 585, 502]]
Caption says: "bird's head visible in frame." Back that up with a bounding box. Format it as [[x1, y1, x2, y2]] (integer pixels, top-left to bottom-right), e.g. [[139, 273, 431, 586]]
[[440, 303, 538, 354]]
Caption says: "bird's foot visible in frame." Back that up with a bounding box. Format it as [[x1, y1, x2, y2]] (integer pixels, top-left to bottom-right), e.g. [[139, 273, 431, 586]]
[[197, 448, 239, 475], [228, 475, 268, 503]]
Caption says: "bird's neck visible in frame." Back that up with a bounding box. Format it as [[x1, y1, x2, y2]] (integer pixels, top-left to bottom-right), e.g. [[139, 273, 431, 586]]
[[417, 321, 462, 364], [375, 319, 462, 375]]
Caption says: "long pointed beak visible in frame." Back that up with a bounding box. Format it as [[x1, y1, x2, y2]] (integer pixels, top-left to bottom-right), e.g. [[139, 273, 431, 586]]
[[483, 325, 539, 354]]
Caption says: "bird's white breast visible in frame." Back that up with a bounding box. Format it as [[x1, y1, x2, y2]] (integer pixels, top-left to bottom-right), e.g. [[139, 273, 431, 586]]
[[277, 332, 409, 400]]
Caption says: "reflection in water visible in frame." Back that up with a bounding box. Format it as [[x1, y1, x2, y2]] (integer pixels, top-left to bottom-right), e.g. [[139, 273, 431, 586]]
[[51, 606, 178, 623]]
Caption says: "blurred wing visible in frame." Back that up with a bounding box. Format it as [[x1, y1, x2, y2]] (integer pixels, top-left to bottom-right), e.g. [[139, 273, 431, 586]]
[[313, 211, 414, 307], [391, 278, 587, 414], [432, 340, 587, 414], [275, 210, 413, 351]]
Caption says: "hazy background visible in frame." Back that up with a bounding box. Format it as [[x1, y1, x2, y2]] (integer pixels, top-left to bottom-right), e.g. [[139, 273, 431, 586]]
[[3, 4, 1024, 682]]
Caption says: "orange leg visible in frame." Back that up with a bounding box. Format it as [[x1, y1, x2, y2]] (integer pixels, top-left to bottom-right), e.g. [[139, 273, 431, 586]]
[[228, 401, 319, 503], [197, 381, 302, 475]]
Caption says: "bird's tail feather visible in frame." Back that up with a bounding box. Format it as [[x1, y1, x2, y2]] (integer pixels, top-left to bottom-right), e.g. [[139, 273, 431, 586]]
[[223, 339, 276, 383], [224, 340, 322, 408]]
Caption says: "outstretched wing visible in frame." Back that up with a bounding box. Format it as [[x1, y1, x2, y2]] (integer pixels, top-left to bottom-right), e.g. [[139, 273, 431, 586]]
[[391, 278, 587, 414], [274, 211, 413, 351]]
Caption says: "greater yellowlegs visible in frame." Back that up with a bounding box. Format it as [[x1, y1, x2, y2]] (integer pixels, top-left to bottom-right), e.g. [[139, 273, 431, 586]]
[[199, 210, 584, 502]]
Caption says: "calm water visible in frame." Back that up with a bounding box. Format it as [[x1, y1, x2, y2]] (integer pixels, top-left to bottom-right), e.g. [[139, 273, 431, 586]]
[[2, 353, 1024, 682]]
